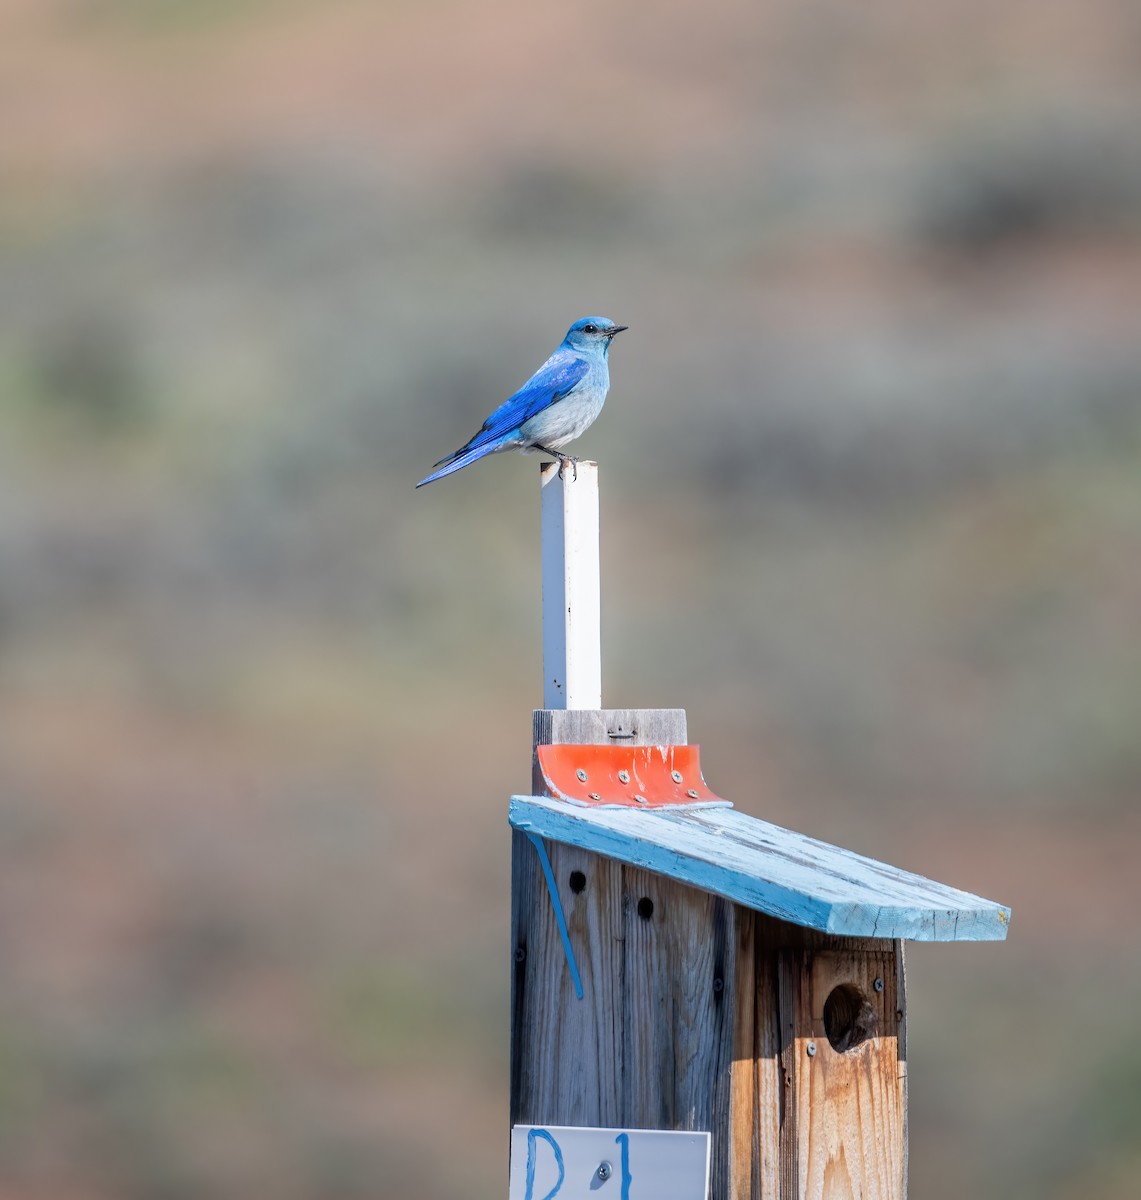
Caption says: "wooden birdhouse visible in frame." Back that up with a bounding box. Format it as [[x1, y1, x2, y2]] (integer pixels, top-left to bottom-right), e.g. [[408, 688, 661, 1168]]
[[506, 464, 1009, 1200]]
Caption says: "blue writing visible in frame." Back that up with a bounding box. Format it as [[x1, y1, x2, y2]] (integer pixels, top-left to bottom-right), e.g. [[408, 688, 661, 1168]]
[[524, 1127, 565, 1200], [614, 1132, 632, 1199]]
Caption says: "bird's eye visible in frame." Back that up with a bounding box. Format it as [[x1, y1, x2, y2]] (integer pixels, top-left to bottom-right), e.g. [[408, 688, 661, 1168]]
[[583, 324, 597, 334]]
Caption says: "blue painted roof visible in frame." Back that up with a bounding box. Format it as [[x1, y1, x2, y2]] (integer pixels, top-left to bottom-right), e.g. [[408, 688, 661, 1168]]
[[510, 796, 1010, 941]]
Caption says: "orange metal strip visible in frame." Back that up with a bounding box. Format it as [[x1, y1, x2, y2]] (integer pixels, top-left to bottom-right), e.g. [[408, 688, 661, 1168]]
[[536, 743, 728, 808]]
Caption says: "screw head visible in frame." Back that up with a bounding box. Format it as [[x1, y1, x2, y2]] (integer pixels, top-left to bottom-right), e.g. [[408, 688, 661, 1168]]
[[806, 1041, 817, 1057], [873, 977, 885, 992], [617, 770, 630, 784], [589, 792, 602, 801], [671, 769, 684, 784], [687, 788, 699, 799], [576, 768, 588, 783], [634, 794, 648, 804], [596, 1161, 612, 1181]]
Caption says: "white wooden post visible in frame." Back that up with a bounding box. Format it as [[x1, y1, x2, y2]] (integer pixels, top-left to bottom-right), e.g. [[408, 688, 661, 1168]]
[[540, 460, 601, 710]]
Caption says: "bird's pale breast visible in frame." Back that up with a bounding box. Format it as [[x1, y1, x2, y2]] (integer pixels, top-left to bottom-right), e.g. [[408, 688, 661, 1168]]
[[518, 377, 608, 450]]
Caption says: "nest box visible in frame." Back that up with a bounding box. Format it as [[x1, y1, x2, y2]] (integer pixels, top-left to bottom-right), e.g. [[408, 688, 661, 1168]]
[[510, 710, 1009, 1200]]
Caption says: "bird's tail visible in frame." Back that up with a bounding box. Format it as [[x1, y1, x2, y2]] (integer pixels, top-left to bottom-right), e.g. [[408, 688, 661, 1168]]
[[415, 433, 516, 488]]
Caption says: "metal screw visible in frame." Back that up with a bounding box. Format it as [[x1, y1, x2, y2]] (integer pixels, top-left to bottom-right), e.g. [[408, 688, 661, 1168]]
[[806, 1041, 817, 1057], [634, 794, 648, 805], [617, 770, 630, 784], [596, 1161, 613, 1182], [589, 792, 602, 801], [576, 768, 588, 782], [514, 947, 526, 963], [671, 769, 684, 784], [712, 977, 724, 994], [687, 789, 699, 799], [873, 977, 884, 992]]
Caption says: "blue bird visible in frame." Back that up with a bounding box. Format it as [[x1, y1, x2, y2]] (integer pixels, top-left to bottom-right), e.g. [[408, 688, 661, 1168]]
[[415, 316, 628, 488]]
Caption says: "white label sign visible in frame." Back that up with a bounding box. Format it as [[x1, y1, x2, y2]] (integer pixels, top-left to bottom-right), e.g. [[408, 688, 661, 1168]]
[[509, 1125, 710, 1200]]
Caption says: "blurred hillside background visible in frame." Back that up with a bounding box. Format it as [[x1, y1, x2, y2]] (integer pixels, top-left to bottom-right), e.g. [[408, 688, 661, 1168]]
[[1, 1, 1140, 1197]]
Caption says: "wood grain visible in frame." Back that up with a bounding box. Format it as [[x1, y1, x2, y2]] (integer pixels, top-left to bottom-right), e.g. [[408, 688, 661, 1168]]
[[511, 833, 626, 1126], [512, 839, 751, 1192], [779, 945, 907, 1200], [728, 905, 758, 1200]]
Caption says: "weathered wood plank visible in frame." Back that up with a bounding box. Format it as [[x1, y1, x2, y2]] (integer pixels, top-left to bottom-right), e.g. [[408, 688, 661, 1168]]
[[776, 939, 800, 1200], [512, 841, 750, 1188], [509, 795, 1010, 942], [511, 833, 626, 1127], [621, 869, 743, 1175], [779, 946, 906, 1200], [728, 905, 758, 1200], [753, 924, 782, 1200], [896, 939, 909, 1199]]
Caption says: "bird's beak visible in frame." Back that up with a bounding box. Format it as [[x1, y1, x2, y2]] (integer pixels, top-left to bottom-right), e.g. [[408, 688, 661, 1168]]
[[607, 325, 629, 338]]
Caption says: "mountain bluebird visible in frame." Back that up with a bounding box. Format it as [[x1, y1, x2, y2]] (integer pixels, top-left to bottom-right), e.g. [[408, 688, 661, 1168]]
[[415, 316, 627, 488]]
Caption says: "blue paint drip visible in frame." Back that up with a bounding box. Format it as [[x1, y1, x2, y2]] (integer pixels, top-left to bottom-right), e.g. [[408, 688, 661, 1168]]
[[614, 1131, 632, 1199], [526, 833, 584, 1000], [525, 1127, 565, 1200]]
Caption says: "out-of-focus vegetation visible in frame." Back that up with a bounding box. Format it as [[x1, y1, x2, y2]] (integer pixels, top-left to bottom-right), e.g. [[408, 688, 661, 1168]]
[[1, 2, 1139, 1198]]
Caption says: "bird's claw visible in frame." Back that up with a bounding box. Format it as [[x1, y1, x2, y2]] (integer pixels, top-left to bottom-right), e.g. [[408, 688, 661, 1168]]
[[557, 456, 579, 482]]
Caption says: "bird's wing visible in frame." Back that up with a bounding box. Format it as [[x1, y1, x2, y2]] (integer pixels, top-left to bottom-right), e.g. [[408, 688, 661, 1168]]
[[458, 351, 590, 452], [416, 351, 590, 488]]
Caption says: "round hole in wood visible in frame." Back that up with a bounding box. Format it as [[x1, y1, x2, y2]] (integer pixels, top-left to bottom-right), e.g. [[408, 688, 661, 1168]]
[[823, 982, 879, 1052], [568, 870, 586, 894], [636, 897, 654, 920]]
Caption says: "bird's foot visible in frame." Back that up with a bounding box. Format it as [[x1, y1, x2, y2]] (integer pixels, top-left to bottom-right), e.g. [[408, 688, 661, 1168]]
[[557, 454, 579, 482], [534, 444, 580, 482]]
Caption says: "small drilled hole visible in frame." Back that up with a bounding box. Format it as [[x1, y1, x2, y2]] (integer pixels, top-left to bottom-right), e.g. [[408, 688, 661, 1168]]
[[568, 870, 586, 894], [823, 983, 878, 1052], [636, 897, 654, 920]]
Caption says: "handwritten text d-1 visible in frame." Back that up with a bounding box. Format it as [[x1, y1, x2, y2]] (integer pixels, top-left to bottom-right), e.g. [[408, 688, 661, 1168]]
[[508, 1125, 710, 1200]]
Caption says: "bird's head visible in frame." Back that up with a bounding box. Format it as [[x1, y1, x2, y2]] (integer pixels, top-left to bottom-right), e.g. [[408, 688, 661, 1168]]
[[563, 316, 628, 355]]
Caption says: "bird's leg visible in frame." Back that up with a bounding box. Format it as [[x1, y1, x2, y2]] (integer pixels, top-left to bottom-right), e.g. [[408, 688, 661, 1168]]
[[534, 444, 579, 482]]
